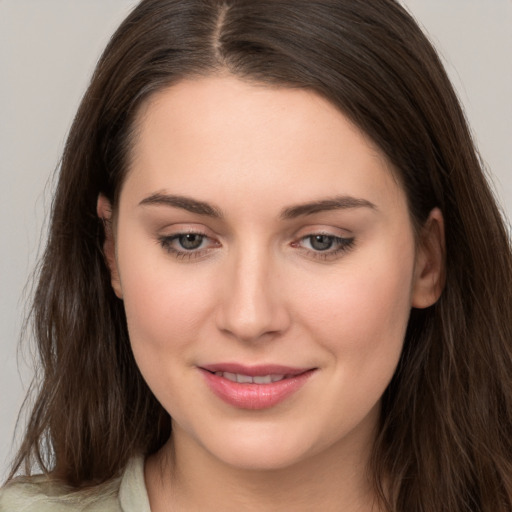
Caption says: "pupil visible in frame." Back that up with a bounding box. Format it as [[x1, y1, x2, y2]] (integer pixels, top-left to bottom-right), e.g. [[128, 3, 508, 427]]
[[180, 234, 203, 250], [311, 235, 333, 251]]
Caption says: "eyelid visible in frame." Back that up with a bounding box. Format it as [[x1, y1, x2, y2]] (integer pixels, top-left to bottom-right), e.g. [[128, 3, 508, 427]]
[[156, 225, 221, 260], [290, 228, 356, 261], [155, 224, 355, 262], [291, 223, 353, 238]]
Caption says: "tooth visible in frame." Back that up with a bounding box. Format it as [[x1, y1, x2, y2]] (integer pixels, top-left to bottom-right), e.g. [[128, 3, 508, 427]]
[[215, 372, 222, 376], [271, 374, 285, 382], [223, 372, 237, 383], [253, 375, 272, 384], [237, 374, 253, 383]]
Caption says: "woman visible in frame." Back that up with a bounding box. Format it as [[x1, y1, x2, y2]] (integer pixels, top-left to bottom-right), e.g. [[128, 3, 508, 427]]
[[2, 0, 512, 510]]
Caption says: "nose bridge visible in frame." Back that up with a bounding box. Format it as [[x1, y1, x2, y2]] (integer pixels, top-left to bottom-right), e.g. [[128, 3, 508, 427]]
[[217, 241, 288, 342]]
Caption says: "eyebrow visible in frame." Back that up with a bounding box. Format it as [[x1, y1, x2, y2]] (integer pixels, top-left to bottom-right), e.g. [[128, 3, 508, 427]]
[[138, 192, 376, 219], [139, 193, 224, 218], [280, 196, 377, 219]]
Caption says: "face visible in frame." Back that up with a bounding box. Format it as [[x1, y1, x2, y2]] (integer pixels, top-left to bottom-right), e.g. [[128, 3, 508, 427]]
[[100, 76, 442, 472]]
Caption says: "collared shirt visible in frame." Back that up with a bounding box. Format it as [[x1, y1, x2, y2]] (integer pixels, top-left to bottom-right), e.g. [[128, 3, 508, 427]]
[[0, 456, 150, 512]]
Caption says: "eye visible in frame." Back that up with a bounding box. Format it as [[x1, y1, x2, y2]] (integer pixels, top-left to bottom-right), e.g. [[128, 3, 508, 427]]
[[157, 231, 220, 260], [307, 234, 337, 251], [293, 233, 355, 260], [176, 233, 205, 250]]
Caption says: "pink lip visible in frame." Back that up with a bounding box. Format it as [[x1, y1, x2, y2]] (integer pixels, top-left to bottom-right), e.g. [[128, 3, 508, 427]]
[[199, 363, 316, 410]]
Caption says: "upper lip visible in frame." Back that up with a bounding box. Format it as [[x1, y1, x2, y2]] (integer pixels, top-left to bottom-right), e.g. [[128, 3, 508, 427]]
[[200, 363, 313, 377]]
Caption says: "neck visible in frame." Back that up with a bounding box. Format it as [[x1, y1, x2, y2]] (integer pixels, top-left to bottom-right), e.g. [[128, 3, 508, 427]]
[[145, 421, 381, 512]]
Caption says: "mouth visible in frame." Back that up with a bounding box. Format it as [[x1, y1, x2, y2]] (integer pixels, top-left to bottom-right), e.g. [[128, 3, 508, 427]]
[[199, 363, 316, 410], [210, 372, 290, 384]]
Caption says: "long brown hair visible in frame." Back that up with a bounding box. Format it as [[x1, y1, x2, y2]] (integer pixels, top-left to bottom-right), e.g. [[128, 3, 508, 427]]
[[8, 1, 512, 510]]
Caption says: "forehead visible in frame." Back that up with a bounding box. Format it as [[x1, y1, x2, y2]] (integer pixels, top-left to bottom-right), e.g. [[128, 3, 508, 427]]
[[124, 75, 405, 215]]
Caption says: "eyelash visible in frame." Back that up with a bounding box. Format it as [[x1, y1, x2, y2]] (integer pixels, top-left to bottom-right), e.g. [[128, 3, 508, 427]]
[[293, 234, 355, 260], [157, 232, 355, 261], [157, 232, 215, 260]]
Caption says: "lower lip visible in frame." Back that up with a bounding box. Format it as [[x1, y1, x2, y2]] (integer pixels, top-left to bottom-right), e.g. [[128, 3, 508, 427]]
[[200, 369, 315, 410]]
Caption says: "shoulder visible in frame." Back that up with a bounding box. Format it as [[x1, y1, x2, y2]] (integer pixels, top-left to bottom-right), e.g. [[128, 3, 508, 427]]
[[0, 476, 122, 512], [0, 475, 126, 512], [0, 456, 149, 512]]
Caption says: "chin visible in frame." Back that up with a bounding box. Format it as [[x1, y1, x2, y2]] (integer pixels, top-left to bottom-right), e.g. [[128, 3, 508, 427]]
[[216, 445, 309, 472], [198, 423, 320, 472]]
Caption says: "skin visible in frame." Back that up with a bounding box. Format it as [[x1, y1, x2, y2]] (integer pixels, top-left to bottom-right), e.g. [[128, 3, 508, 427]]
[[98, 76, 444, 511]]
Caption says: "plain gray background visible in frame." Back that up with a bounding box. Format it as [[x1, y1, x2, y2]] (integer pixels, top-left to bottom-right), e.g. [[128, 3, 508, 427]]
[[1, 0, 511, 480]]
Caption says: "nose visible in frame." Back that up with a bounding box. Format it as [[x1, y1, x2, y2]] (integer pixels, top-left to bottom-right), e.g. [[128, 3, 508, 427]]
[[215, 246, 291, 343]]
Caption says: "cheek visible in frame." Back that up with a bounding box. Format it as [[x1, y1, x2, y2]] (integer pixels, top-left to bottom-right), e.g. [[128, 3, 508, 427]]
[[288, 243, 415, 441], [116, 241, 213, 366], [295, 238, 415, 372]]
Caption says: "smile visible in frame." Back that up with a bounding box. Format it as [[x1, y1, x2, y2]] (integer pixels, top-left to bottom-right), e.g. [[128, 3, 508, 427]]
[[199, 364, 316, 410], [213, 372, 287, 384]]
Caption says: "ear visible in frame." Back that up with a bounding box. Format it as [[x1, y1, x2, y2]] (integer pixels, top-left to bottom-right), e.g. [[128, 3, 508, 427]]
[[411, 207, 445, 309], [97, 194, 123, 299]]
